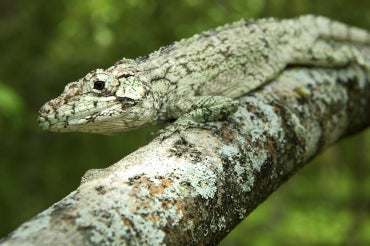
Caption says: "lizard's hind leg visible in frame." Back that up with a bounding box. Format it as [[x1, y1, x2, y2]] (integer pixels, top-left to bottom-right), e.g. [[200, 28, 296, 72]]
[[293, 40, 369, 69]]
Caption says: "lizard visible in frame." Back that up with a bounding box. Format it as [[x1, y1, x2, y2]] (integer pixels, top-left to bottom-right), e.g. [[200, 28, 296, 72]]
[[38, 15, 370, 138]]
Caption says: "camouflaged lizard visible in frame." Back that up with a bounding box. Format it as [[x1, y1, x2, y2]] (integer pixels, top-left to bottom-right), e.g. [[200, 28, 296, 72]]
[[38, 15, 370, 138]]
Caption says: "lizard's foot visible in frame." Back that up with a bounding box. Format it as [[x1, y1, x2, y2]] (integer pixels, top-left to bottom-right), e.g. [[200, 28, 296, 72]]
[[152, 96, 238, 141], [155, 118, 217, 141]]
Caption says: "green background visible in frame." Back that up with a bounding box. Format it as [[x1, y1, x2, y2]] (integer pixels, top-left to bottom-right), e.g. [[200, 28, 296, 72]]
[[0, 0, 369, 244]]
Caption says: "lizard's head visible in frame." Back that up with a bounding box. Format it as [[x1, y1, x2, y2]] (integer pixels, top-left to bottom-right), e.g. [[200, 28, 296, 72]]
[[38, 59, 157, 134]]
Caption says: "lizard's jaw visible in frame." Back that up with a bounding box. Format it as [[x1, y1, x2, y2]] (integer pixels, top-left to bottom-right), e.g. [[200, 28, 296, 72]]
[[38, 95, 157, 135], [38, 99, 121, 134], [38, 114, 144, 134]]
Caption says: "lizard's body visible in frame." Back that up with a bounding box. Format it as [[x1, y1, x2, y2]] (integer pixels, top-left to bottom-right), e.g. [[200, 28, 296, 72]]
[[38, 15, 370, 136]]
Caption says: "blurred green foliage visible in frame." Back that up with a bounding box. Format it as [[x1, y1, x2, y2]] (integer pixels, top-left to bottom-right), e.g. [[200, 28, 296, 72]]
[[0, 0, 369, 244], [0, 81, 24, 123]]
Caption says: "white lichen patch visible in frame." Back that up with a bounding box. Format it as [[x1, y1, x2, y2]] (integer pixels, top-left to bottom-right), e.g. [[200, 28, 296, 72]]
[[219, 144, 239, 161], [237, 150, 268, 192], [114, 144, 221, 201], [217, 216, 226, 231], [237, 208, 247, 220], [220, 143, 268, 192], [73, 137, 228, 244], [338, 65, 368, 88], [288, 113, 306, 140], [249, 149, 268, 172], [219, 147, 251, 190], [234, 161, 254, 192], [209, 216, 225, 233], [75, 182, 169, 245], [183, 160, 218, 199], [236, 96, 284, 143]]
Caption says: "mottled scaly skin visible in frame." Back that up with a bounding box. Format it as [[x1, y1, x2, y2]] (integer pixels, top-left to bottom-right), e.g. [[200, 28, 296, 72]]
[[38, 15, 370, 136]]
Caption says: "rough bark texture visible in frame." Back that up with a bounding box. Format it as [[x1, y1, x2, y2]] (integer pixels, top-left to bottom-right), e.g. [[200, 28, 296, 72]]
[[1, 64, 370, 245]]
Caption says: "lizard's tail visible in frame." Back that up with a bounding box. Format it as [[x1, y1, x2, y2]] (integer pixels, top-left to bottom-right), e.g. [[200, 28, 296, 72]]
[[300, 15, 370, 44]]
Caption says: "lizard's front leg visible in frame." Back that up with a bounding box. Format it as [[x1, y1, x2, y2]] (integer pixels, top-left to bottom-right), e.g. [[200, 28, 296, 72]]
[[157, 95, 238, 140]]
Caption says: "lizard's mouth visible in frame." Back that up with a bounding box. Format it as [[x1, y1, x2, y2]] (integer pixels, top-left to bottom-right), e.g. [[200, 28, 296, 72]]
[[37, 94, 121, 133], [116, 96, 139, 109], [37, 106, 125, 134], [37, 95, 151, 134]]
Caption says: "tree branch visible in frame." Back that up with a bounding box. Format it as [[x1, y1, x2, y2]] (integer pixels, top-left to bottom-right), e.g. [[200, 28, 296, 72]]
[[1, 63, 370, 245]]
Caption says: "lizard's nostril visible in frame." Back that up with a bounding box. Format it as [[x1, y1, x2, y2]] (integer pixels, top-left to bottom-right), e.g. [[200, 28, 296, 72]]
[[38, 103, 54, 116]]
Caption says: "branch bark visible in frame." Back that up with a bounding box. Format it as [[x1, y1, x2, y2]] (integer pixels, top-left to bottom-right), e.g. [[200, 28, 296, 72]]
[[1, 62, 370, 245]]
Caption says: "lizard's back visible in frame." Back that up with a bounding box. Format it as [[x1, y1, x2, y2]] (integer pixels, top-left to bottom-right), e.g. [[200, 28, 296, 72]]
[[138, 15, 370, 99]]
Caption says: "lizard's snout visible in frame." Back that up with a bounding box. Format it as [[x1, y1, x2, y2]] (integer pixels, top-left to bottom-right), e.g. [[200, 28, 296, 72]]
[[38, 102, 58, 130], [37, 115, 50, 130]]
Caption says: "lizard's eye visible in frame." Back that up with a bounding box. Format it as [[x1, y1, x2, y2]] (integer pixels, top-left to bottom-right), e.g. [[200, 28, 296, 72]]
[[93, 80, 105, 90], [84, 70, 117, 94]]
